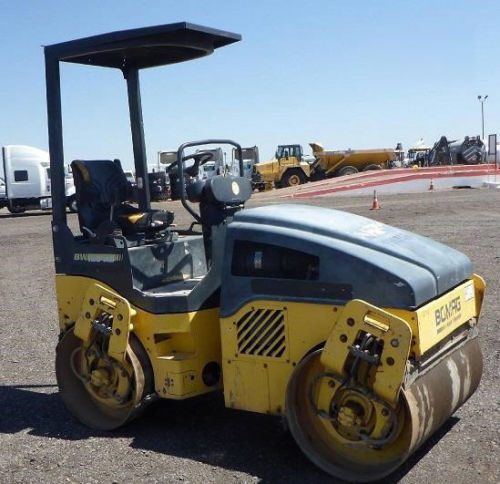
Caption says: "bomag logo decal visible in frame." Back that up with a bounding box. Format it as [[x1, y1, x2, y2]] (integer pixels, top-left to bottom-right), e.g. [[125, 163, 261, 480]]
[[435, 296, 461, 333], [74, 253, 123, 263]]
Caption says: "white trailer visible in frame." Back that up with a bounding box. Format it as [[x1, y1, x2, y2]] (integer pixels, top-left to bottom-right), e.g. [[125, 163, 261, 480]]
[[0, 177, 6, 202], [1, 145, 76, 214]]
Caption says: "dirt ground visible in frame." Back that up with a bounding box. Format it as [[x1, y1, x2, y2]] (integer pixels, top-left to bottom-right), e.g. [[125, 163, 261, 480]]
[[0, 188, 498, 483]]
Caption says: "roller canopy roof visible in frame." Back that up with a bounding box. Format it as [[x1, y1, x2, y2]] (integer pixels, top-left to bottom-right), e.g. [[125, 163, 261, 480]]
[[44, 22, 241, 69]]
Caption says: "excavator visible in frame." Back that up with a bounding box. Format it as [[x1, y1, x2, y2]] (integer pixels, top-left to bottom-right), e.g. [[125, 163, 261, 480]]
[[426, 135, 486, 166], [44, 23, 485, 482]]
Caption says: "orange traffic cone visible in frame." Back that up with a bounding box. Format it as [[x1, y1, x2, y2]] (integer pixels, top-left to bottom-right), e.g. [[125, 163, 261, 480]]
[[370, 190, 381, 210], [429, 179, 434, 191]]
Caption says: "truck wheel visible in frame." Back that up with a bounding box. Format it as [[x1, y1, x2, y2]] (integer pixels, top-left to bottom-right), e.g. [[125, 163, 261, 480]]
[[337, 166, 358, 177], [281, 170, 307, 188], [67, 196, 78, 213], [7, 205, 26, 214], [363, 164, 382, 171]]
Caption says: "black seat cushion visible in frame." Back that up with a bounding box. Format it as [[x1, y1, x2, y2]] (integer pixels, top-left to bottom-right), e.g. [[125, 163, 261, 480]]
[[116, 205, 174, 236]]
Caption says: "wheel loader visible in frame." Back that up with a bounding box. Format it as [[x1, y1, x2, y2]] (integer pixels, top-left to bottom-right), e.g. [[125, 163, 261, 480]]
[[45, 23, 485, 482]]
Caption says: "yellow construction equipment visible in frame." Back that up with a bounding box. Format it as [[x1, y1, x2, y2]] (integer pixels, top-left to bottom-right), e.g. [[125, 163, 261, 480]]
[[45, 24, 485, 482], [310, 142, 396, 176], [252, 144, 311, 190], [253, 143, 395, 189]]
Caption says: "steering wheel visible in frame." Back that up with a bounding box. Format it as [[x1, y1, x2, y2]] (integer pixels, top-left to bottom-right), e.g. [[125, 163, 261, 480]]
[[183, 151, 215, 177], [166, 151, 214, 177], [175, 140, 245, 224]]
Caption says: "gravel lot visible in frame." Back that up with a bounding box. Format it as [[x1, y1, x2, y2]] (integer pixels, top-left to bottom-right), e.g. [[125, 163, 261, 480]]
[[0, 188, 499, 483]]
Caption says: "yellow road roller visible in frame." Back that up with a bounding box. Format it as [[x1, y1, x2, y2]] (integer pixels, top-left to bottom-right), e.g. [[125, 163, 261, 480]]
[[44, 23, 485, 482]]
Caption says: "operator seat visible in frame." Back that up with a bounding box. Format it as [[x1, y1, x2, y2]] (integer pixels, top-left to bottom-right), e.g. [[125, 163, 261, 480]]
[[71, 159, 174, 239]]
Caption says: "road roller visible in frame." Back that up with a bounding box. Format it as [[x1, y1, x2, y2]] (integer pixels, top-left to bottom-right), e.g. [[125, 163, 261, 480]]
[[44, 23, 485, 482]]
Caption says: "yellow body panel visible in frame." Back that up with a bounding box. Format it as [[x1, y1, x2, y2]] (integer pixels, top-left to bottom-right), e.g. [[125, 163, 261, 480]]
[[413, 279, 478, 354], [56, 275, 222, 399], [220, 301, 337, 415], [57, 274, 484, 413], [220, 277, 483, 415]]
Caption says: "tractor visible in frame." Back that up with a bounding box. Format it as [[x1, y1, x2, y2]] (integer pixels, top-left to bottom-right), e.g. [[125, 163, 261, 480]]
[[44, 23, 485, 482]]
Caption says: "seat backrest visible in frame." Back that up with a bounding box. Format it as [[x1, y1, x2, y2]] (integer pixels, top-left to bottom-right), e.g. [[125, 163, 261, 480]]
[[71, 159, 129, 235]]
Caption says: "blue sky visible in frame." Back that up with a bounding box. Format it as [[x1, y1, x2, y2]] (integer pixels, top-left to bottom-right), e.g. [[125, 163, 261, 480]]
[[0, 0, 498, 170]]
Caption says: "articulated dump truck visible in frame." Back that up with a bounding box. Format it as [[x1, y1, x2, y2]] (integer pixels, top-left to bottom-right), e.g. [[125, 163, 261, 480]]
[[253, 143, 396, 189], [45, 23, 485, 483]]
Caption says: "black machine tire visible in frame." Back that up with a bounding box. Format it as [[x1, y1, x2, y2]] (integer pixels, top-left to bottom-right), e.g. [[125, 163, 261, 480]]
[[280, 169, 307, 188], [337, 165, 358, 177], [56, 328, 154, 430], [7, 205, 26, 214], [363, 164, 383, 171], [67, 196, 78, 213]]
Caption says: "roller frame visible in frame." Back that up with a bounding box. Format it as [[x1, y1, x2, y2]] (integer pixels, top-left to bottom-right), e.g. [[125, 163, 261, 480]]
[[74, 283, 136, 362], [321, 299, 412, 406]]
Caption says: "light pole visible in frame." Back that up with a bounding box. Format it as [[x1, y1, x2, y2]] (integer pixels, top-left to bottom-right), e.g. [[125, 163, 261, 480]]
[[477, 95, 488, 139]]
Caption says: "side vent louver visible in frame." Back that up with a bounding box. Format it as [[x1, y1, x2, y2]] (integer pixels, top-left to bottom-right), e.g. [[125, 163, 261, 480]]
[[236, 309, 286, 358]]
